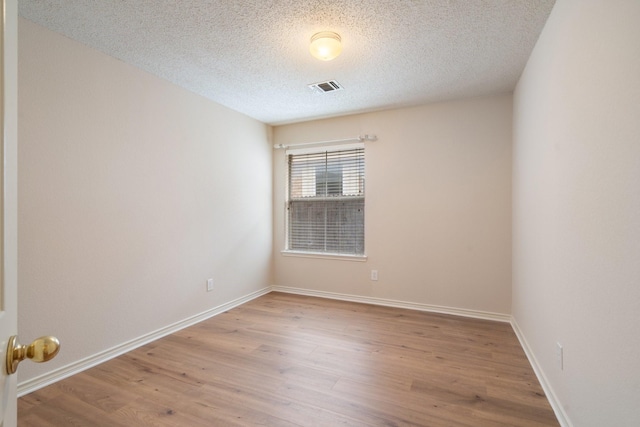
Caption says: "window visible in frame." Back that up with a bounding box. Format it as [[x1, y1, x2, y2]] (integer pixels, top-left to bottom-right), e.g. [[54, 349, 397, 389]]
[[286, 145, 365, 256]]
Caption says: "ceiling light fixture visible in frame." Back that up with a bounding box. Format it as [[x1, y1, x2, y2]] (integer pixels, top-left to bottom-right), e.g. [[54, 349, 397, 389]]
[[309, 31, 342, 61]]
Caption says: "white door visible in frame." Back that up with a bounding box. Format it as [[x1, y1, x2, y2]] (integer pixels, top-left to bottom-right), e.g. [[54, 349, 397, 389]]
[[0, 1, 20, 425]]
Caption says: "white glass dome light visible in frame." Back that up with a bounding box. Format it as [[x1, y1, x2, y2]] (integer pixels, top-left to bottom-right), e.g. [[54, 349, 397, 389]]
[[309, 31, 342, 61]]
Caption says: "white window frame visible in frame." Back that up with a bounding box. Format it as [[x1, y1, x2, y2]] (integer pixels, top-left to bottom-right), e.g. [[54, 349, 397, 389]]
[[282, 143, 367, 261]]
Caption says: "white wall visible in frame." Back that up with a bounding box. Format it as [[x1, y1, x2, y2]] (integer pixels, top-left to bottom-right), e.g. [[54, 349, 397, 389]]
[[512, 0, 640, 425], [18, 19, 273, 382], [273, 95, 512, 316]]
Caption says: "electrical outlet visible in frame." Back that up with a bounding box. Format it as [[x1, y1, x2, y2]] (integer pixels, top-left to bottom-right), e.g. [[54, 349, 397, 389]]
[[556, 342, 563, 370], [371, 270, 378, 281], [207, 278, 214, 292]]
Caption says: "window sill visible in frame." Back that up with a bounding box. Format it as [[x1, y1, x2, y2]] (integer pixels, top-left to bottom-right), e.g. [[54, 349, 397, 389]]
[[280, 250, 368, 262]]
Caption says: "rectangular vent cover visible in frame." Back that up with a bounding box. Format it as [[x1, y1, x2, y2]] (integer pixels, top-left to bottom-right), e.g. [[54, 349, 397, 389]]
[[308, 80, 344, 93]]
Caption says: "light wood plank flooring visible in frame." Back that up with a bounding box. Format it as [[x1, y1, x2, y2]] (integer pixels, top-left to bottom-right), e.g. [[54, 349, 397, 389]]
[[19, 292, 559, 426]]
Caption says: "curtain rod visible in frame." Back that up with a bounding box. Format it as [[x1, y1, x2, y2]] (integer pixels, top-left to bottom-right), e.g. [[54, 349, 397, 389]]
[[273, 134, 377, 149]]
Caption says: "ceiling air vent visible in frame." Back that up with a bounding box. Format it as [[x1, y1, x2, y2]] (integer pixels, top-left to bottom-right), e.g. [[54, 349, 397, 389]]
[[308, 80, 344, 93]]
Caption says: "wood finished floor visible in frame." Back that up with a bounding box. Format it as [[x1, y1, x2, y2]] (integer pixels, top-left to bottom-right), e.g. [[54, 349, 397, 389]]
[[19, 292, 559, 426]]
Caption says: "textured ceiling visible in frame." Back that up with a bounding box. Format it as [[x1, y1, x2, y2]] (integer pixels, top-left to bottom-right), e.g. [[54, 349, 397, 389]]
[[19, 0, 555, 125]]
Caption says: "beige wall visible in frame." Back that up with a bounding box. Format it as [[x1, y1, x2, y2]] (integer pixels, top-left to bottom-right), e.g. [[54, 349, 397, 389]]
[[273, 95, 513, 315], [18, 19, 273, 382], [513, 0, 640, 425]]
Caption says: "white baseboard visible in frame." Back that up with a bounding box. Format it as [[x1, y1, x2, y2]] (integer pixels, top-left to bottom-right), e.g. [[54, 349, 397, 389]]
[[17, 286, 271, 397], [270, 285, 511, 323], [510, 318, 572, 427]]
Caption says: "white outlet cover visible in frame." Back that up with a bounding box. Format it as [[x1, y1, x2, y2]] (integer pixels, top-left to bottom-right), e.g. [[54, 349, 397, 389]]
[[556, 342, 563, 370]]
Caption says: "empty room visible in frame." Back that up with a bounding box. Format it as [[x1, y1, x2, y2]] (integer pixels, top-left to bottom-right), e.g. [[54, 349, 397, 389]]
[[1, 0, 638, 426]]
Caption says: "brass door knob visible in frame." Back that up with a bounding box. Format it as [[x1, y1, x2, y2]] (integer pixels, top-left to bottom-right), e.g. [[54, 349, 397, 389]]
[[6, 335, 60, 375]]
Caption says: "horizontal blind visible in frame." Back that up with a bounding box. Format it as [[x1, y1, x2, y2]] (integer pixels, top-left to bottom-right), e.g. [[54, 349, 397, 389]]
[[288, 147, 365, 255]]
